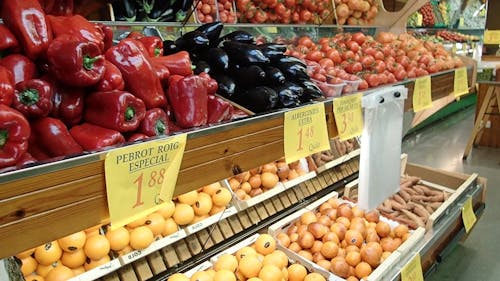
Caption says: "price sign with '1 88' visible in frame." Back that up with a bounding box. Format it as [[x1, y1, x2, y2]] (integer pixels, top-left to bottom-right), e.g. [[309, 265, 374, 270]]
[[333, 93, 363, 141], [284, 103, 330, 163], [105, 134, 187, 229]]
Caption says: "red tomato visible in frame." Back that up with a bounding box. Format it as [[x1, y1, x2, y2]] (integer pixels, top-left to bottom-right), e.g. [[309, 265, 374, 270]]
[[415, 68, 429, 77], [321, 44, 332, 53], [319, 58, 334, 68], [237, 0, 250, 10], [373, 60, 386, 73], [394, 69, 407, 81], [300, 9, 312, 22], [361, 55, 375, 68], [345, 62, 362, 74], [224, 1, 233, 9], [326, 49, 341, 64], [219, 11, 228, 22], [407, 68, 416, 78], [365, 74, 380, 87], [374, 51, 384, 61], [284, 0, 295, 7], [205, 14, 214, 22], [298, 36, 314, 48], [396, 56, 410, 68], [342, 50, 356, 60], [312, 73, 326, 82], [363, 46, 377, 56], [306, 50, 323, 62], [352, 32, 367, 45], [346, 41, 360, 53], [358, 79, 369, 90], [201, 3, 211, 14], [274, 3, 286, 15], [292, 11, 300, 22]]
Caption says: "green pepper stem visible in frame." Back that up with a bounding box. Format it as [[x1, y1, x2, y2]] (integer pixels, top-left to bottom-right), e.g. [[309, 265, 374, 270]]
[[19, 89, 40, 106], [125, 107, 135, 121], [154, 48, 162, 57], [0, 130, 7, 148], [155, 120, 166, 135], [83, 55, 99, 71]]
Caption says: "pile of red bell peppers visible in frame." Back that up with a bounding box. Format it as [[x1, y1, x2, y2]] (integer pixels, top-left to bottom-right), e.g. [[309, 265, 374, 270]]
[[0, 0, 244, 171]]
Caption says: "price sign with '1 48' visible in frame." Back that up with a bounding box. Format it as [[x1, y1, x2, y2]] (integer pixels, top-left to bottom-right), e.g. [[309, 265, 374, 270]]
[[105, 134, 187, 229], [284, 103, 330, 163], [413, 76, 432, 112], [333, 93, 363, 141]]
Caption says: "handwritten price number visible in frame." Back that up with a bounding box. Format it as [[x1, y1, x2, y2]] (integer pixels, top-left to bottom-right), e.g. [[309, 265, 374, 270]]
[[339, 111, 355, 135], [296, 126, 314, 151], [133, 168, 165, 208]]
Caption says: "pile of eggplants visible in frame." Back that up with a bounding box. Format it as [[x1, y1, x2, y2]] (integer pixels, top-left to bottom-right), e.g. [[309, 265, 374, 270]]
[[112, 0, 194, 22], [164, 22, 323, 113]]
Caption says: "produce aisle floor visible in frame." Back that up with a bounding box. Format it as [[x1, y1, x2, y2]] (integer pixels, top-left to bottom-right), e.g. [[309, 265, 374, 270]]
[[402, 106, 500, 281]]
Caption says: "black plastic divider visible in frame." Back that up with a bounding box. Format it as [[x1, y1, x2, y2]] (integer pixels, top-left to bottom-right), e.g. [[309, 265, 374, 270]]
[[147, 172, 359, 281]]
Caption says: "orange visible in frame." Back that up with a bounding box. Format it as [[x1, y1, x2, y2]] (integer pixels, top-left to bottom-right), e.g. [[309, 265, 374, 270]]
[[213, 269, 236, 281], [71, 266, 85, 276], [287, 263, 307, 281], [24, 275, 45, 281], [320, 241, 339, 259], [193, 192, 213, 216], [262, 250, 288, 269], [345, 251, 361, 267], [177, 190, 199, 205], [84, 224, 102, 237], [156, 201, 176, 219], [375, 221, 391, 238], [20, 256, 38, 276], [304, 273, 326, 281], [36, 262, 60, 277], [260, 172, 279, 189], [214, 254, 238, 272], [16, 247, 36, 259], [105, 226, 130, 251], [58, 231, 86, 252], [45, 265, 74, 281], [34, 241, 63, 266], [355, 262, 372, 279], [258, 264, 282, 281], [344, 230, 363, 248], [173, 203, 195, 225], [238, 255, 262, 278], [247, 278, 264, 281], [254, 234, 276, 255], [190, 271, 213, 281], [202, 182, 223, 196], [129, 226, 154, 250], [212, 188, 232, 207], [127, 216, 147, 228], [145, 213, 166, 236], [83, 255, 111, 271], [163, 218, 179, 236], [61, 249, 86, 268], [83, 235, 110, 260], [168, 273, 190, 281], [235, 246, 257, 262]]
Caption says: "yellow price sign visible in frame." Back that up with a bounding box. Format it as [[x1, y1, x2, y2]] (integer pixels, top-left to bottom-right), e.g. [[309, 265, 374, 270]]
[[484, 30, 500, 45], [264, 27, 278, 34], [401, 254, 424, 281], [454, 67, 469, 98], [462, 197, 477, 233], [105, 134, 187, 229], [333, 93, 363, 141], [284, 103, 330, 163], [413, 76, 432, 112]]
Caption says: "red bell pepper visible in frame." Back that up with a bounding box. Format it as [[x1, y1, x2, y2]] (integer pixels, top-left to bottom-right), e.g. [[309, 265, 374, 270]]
[[151, 60, 171, 83], [150, 51, 193, 77], [167, 75, 208, 128], [96, 61, 125, 92], [47, 35, 105, 87], [84, 90, 146, 133], [126, 32, 144, 41], [128, 133, 149, 142], [0, 25, 19, 52], [105, 39, 167, 109], [1, 0, 52, 60], [207, 95, 233, 124], [139, 108, 169, 137], [28, 136, 51, 161], [16, 152, 37, 168], [40, 0, 74, 16], [138, 36, 163, 57], [70, 123, 125, 151], [0, 54, 37, 84], [199, 72, 218, 95], [50, 80, 84, 127], [47, 15, 104, 52], [0, 66, 15, 106], [13, 79, 53, 118], [0, 105, 30, 168], [31, 117, 83, 158], [95, 23, 114, 51]]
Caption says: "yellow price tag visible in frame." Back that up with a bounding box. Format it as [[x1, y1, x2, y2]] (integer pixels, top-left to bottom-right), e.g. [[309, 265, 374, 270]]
[[401, 254, 424, 281], [284, 103, 330, 163], [413, 76, 432, 112], [105, 134, 187, 229], [484, 30, 500, 45], [333, 93, 363, 141], [264, 27, 278, 34], [462, 197, 477, 233], [453, 67, 469, 97]]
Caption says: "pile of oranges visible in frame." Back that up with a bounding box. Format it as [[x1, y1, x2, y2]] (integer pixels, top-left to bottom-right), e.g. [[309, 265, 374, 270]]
[[275, 198, 410, 280], [17, 225, 111, 281], [17, 182, 234, 281], [229, 160, 307, 200], [167, 234, 327, 281]]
